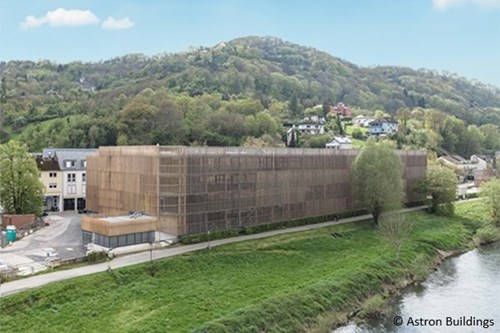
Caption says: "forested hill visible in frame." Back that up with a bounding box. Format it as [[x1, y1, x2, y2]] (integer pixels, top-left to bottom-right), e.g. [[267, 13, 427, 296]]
[[0, 36, 499, 152]]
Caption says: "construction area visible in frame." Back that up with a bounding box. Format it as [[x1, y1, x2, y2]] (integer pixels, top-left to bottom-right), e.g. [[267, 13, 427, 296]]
[[85, 146, 427, 238]]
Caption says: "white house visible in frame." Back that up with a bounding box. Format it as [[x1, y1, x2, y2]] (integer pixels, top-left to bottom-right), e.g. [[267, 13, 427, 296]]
[[368, 119, 398, 136], [325, 137, 353, 149], [471, 154, 494, 186], [470, 155, 488, 171], [353, 115, 375, 127], [297, 116, 326, 135], [43, 148, 97, 211]]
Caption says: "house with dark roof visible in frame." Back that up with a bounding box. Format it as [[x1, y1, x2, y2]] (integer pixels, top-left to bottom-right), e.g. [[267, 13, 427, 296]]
[[368, 119, 398, 136], [42, 148, 97, 211], [36, 156, 62, 212]]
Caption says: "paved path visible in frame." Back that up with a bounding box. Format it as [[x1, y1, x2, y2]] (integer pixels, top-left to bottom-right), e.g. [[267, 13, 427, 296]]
[[0, 212, 84, 269], [0, 206, 428, 297]]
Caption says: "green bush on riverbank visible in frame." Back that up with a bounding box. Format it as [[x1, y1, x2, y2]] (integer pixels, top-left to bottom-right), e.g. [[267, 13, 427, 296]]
[[0, 202, 491, 333]]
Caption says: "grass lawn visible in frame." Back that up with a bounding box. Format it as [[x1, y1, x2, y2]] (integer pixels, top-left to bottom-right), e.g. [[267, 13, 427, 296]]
[[344, 124, 366, 149], [0, 202, 488, 333]]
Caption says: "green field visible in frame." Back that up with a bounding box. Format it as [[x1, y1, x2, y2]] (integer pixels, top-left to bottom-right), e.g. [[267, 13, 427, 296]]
[[0, 201, 491, 333]]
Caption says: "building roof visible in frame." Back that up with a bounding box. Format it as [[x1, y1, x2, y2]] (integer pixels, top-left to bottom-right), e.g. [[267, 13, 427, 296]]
[[331, 136, 352, 144], [439, 155, 468, 165], [369, 119, 398, 126], [300, 115, 326, 124], [471, 154, 489, 162], [36, 156, 61, 171], [43, 148, 97, 170]]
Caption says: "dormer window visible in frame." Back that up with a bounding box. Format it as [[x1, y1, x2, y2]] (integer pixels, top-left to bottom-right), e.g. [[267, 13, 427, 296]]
[[65, 160, 76, 168], [83, 160, 87, 168]]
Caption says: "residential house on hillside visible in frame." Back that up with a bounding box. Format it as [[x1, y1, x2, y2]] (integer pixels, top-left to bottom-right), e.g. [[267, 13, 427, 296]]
[[325, 136, 353, 149], [471, 154, 496, 186], [437, 153, 469, 169], [437, 153, 475, 181], [297, 116, 325, 135], [353, 115, 374, 127], [43, 148, 97, 211], [368, 119, 398, 136], [36, 156, 63, 212], [329, 103, 352, 117]]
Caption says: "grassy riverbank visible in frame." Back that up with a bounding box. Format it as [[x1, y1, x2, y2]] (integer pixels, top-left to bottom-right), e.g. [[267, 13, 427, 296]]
[[0, 201, 491, 333]]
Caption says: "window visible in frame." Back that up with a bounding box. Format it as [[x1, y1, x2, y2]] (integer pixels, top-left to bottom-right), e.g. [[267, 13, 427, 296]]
[[67, 173, 76, 183], [65, 160, 76, 168], [67, 185, 77, 194], [82, 173, 86, 182], [83, 160, 87, 167], [49, 172, 57, 178], [49, 183, 57, 189]]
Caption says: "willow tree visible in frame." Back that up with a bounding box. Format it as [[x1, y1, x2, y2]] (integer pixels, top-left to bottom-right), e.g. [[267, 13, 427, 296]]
[[352, 139, 404, 224], [0, 141, 44, 215]]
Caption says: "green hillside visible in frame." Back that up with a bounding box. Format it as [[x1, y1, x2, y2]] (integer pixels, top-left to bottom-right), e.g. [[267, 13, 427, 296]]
[[0, 36, 499, 154]]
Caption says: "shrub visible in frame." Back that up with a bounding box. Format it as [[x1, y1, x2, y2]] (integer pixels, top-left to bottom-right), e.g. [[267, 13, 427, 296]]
[[352, 128, 364, 139], [358, 295, 387, 319], [475, 225, 498, 245], [86, 251, 108, 263], [179, 209, 369, 244]]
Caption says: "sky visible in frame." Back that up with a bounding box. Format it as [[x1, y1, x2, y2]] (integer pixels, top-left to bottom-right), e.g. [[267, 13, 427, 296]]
[[0, 0, 500, 86]]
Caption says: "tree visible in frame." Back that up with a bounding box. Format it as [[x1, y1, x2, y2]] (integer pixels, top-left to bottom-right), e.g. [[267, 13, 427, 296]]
[[322, 99, 331, 118], [378, 213, 412, 261], [480, 124, 500, 151], [0, 141, 44, 215], [336, 114, 344, 136], [117, 94, 157, 145], [414, 165, 457, 215], [480, 178, 500, 225], [352, 139, 404, 224], [0, 77, 6, 103]]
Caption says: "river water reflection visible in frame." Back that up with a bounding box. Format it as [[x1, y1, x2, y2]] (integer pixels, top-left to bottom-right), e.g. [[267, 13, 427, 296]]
[[334, 242, 500, 332]]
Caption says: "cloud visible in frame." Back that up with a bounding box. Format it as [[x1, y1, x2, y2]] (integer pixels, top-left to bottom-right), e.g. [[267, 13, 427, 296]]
[[21, 8, 99, 29], [433, 0, 464, 10], [101, 17, 135, 30], [433, 0, 500, 10]]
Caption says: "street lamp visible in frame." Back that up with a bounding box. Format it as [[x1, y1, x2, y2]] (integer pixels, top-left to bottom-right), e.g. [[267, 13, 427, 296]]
[[207, 229, 211, 249], [149, 241, 153, 263]]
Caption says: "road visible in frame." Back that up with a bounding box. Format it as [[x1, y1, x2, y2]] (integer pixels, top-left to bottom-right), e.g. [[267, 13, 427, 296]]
[[0, 206, 427, 297], [0, 212, 85, 270]]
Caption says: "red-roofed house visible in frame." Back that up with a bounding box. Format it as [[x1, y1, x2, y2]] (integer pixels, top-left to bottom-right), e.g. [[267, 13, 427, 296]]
[[329, 103, 352, 117]]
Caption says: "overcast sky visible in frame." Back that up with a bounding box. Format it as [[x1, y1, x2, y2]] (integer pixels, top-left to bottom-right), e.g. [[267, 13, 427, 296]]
[[1, 0, 500, 87]]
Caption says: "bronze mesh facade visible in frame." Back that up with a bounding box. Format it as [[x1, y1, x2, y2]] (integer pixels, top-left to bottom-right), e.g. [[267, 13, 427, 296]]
[[87, 146, 426, 236]]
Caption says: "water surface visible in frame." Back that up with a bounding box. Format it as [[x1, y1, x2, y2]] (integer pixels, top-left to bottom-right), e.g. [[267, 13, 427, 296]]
[[334, 242, 500, 332]]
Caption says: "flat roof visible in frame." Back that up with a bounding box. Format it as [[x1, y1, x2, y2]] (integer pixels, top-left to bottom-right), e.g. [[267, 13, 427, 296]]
[[100, 215, 156, 224]]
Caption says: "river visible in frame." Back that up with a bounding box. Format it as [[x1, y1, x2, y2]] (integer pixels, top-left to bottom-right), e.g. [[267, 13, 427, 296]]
[[334, 242, 500, 332]]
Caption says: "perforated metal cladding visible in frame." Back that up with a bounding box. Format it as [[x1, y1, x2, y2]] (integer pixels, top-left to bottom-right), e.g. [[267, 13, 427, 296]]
[[87, 146, 426, 236]]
